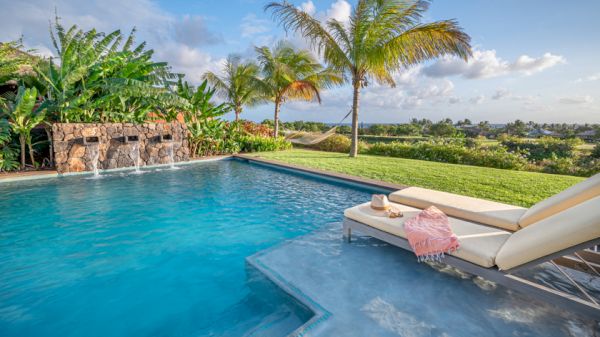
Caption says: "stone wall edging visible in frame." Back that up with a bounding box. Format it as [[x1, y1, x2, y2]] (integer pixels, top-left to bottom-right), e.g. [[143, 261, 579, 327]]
[[52, 122, 190, 173]]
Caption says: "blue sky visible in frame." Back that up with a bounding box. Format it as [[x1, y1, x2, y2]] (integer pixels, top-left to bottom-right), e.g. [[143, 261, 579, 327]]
[[1, 0, 599, 123]]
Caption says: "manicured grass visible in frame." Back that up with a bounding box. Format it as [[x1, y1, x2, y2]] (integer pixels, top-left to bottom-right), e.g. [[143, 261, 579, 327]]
[[251, 149, 584, 207]]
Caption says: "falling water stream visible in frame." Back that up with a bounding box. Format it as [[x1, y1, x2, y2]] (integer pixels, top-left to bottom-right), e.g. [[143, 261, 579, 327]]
[[89, 143, 100, 177], [131, 142, 141, 173], [167, 143, 176, 169]]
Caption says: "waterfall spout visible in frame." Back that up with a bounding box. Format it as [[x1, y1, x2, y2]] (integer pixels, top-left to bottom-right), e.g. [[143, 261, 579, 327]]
[[90, 144, 100, 177], [83, 136, 101, 177], [167, 143, 176, 169], [131, 142, 141, 173]]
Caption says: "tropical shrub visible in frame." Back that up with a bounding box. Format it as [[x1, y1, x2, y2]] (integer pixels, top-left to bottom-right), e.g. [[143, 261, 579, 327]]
[[0, 119, 19, 171], [240, 135, 291, 152], [3, 86, 46, 169], [314, 134, 351, 153], [37, 19, 184, 123], [365, 142, 528, 170], [575, 158, 600, 177], [241, 121, 273, 137], [501, 137, 581, 161], [429, 121, 459, 137], [591, 143, 600, 159], [188, 119, 241, 157], [0, 39, 37, 84], [539, 155, 578, 176]]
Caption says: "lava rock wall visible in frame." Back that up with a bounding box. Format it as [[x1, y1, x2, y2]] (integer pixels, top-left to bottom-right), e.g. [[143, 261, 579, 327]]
[[52, 122, 190, 173]]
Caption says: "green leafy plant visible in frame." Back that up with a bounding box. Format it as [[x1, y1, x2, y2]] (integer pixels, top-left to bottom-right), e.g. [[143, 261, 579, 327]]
[[37, 18, 183, 123], [501, 137, 580, 161], [3, 86, 46, 169], [0, 119, 19, 171], [591, 143, 600, 159], [365, 141, 528, 170], [313, 134, 351, 153], [0, 39, 37, 84], [266, 0, 471, 156], [240, 135, 292, 152]]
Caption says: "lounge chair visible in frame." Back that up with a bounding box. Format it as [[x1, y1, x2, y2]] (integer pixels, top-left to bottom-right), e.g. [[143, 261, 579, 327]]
[[343, 173, 600, 317]]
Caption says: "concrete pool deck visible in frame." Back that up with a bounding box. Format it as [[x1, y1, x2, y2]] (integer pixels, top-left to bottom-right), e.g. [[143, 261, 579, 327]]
[[248, 224, 599, 337]]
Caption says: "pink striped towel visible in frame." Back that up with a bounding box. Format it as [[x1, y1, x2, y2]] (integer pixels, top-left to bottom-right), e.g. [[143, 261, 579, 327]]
[[404, 206, 459, 262]]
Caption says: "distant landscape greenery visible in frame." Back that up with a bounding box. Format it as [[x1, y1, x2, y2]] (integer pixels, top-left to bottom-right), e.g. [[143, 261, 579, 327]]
[[304, 132, 599, 177], [276, 118, 600, 140]]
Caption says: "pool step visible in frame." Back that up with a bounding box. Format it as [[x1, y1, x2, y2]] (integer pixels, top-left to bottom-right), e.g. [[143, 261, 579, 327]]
[[244, 308, 309, 337]]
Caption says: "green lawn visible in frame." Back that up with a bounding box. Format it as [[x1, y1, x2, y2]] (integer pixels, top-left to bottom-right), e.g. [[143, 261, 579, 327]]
[[250, 149, 584, 207]]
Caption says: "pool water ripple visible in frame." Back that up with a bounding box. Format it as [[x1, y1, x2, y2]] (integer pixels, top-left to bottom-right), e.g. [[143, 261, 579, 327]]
[[0, 160, 375, 337]]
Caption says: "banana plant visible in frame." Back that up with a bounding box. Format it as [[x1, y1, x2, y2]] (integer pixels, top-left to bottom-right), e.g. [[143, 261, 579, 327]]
[[37, 18, 183, 123], [2, 86, 47, 169], [0, 119, 19, 171]]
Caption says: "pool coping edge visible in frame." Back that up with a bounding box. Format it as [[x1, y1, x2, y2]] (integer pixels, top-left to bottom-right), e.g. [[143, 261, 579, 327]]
[[0, 156, 233, 183], [234, 154, 406, 192]]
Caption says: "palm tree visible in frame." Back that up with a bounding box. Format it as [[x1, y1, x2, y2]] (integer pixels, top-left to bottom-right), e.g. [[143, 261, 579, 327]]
[[266, 0, 472, 156], [255, 41, 342, 137], [202, 55, 263, 122]]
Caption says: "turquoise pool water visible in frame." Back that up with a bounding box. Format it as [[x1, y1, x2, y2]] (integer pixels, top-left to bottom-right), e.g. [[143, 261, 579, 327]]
[[0, 159, 379, 337]]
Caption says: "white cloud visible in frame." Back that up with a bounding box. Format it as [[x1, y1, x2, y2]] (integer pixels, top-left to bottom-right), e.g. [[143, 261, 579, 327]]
[[174, 15, 222, 47], [558, 95, 594, 105], [356, 71, 456, 110], [423, 49, 566, 79], [448, 96, 461, 104], [575, 72, 600, 83], [469, 95, 485, 105], [510, 53, 566, 75], [326, 0, 352, 23], [240, 13, 271, 38], [299, 1, 317, 15], [155, 43, 224, 83], [298, 0, 351, 24], [492, 88, 510, 100]]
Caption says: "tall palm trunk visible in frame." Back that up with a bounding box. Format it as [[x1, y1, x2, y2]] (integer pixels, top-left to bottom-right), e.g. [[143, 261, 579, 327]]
[[234, 105, 242, 122], [19, 134, 26, 169], [349, 80, 360, 157], [273, 98, 281, 138]]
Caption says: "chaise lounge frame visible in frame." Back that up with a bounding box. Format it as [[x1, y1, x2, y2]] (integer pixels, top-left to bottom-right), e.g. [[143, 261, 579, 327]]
[[343, 217, 600, 318]]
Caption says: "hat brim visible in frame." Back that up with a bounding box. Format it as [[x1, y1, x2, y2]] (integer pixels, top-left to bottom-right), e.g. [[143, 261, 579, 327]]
[[361, 204, 402, 218]]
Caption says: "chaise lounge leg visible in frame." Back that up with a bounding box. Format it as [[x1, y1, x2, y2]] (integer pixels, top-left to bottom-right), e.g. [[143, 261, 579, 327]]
[[343, 222, 352, 242]]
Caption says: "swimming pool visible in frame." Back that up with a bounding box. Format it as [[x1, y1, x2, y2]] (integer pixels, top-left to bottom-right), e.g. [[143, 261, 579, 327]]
[[0, 159, 380, 337]]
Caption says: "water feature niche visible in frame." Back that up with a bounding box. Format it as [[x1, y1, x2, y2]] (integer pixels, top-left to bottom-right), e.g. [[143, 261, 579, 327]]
[[123, 134, 141, 173], [83, 136, 101, 177], [52, 122, 190, 174], [159, 134, 176, 169]]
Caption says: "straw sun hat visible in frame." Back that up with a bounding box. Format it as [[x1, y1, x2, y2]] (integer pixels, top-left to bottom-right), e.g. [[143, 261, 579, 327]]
[[368, 195, 403, 218]]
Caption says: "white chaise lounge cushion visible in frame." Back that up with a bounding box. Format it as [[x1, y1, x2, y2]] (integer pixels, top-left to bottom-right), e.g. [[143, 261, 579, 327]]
[[495, 195, 600, 271], [389, 187, 526, 231], [518, 173, 600, 228], [344, 202, 512, 268]]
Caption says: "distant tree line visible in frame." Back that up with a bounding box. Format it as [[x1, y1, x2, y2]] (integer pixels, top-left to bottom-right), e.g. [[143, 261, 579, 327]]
[[267, 118, 599, 141]]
